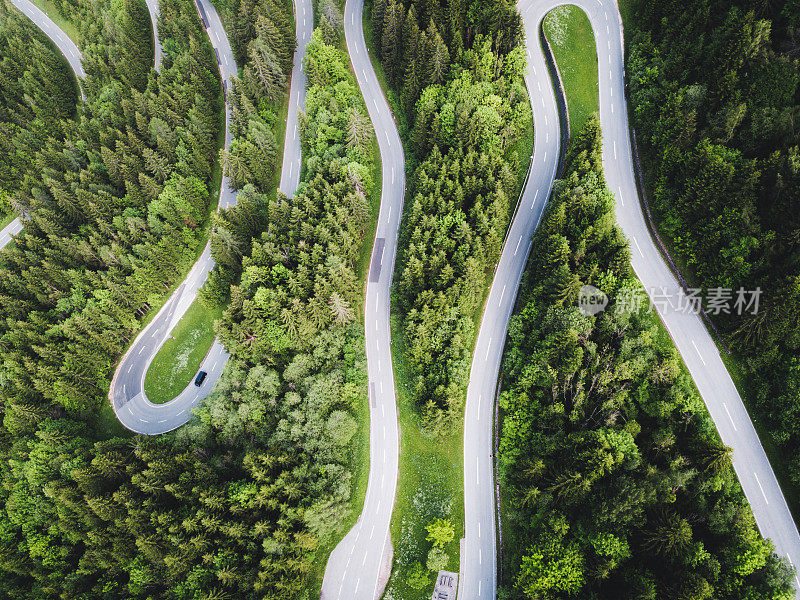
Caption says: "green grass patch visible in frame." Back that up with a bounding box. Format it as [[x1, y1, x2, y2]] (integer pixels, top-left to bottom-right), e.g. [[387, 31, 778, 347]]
[[509, 113, 534, 201], [143, 298, 222, 404], [542, 4, 599, 135], [381, 312, 464, 600]]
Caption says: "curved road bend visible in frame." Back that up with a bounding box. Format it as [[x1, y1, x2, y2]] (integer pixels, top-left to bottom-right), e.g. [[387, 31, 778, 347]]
[[9, 0, 85, 97], [461, 0, 800, 597], [108, 0, 313, 434], [3, 0, 87, 249], [320, 0, 403, 598]]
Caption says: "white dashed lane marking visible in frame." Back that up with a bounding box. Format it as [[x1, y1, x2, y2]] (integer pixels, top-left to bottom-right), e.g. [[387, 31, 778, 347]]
[[691, 340, 706, 365], [723, 403, 737, 431], [754, 472, 769, 504], [631, 235, 644, 257]]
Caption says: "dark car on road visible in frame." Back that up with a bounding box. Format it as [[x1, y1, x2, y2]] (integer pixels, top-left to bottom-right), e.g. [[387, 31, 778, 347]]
[[194, 371, 207, 387]]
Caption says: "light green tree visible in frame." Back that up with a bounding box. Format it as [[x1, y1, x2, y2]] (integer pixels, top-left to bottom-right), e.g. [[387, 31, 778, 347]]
[[426, 518, 455, 548]]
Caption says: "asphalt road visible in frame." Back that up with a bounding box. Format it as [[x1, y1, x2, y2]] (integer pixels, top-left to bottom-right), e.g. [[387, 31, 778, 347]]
[[460, 0, 800, 598], [109, 0, 237, 435], [9, 0, 85, 100], [320, 0, 404, 597], [0, 218, 23, 251], [144, 0, 162, 71], [109, 0, 312, 434], [279, 0, 313, 197]]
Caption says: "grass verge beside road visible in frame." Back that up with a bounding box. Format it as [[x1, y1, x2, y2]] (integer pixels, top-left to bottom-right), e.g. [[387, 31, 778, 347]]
[[381, 313, 464, 600], [143, 298, 221, 404], [542, 4, 598, 135]]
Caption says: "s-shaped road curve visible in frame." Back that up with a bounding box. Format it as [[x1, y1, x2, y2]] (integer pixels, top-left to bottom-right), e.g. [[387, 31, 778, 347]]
[[320, 0, 403, 597], [109, 0, 312, 434], [462, 0, 800, 598], [1, 0, 87, 252]]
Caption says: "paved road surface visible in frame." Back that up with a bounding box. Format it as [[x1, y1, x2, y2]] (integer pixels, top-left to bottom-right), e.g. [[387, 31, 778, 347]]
[[279, 0, 312, 196], [109, 0, 312, 434], [460, 0, 800, 597], [320, 0, 403, 597], [144, 0, 162, 71], [9, 0, 85, 99], [0, 218, 23, 251]]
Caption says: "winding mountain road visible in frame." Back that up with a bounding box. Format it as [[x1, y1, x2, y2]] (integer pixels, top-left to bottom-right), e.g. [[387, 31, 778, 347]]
[[320, 0, 403, 597], [2, 0, 87, 251], [109, 0, 311, 434], [461, 0, 800, 597]]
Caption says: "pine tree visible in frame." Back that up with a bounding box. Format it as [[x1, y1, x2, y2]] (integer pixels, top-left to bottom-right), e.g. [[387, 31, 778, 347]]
[[248, 39, 287, 103], [381, 0, 403, 87], [428, 27, 450, 85], [372, 0, 387, 58]]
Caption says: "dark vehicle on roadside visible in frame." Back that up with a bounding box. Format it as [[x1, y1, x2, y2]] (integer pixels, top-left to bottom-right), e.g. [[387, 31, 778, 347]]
[[194, 371, 207, 387]]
